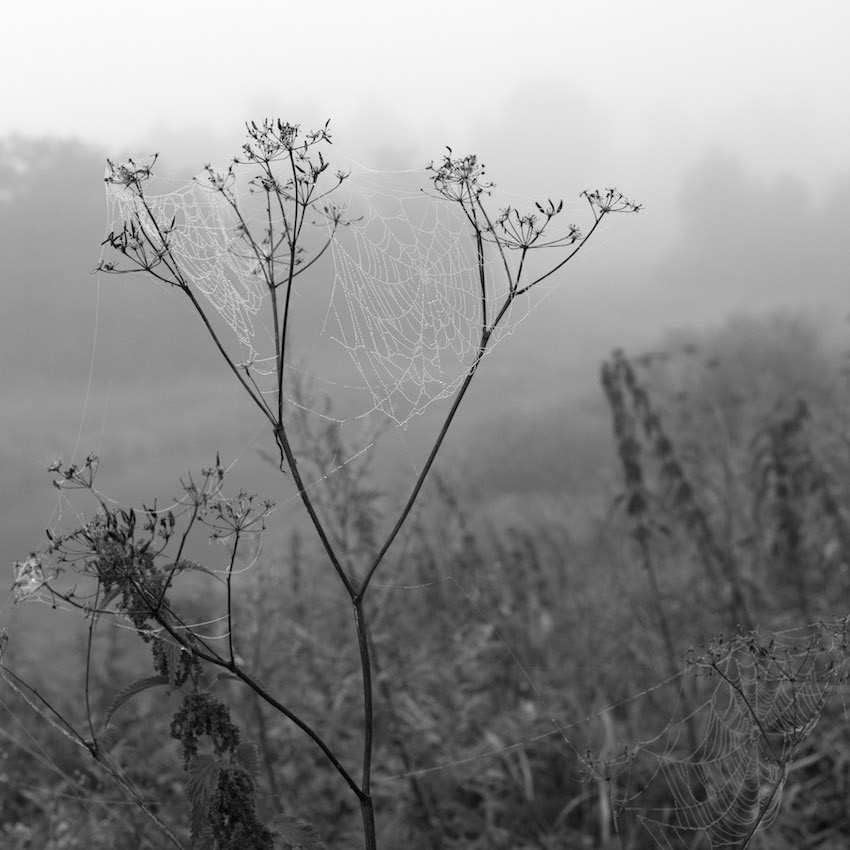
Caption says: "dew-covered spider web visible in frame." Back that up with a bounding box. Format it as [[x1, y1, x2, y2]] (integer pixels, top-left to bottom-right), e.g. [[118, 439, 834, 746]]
[[577, 620, 850, 848], [104, 158, 592, 426], [104, 168, 270, 368], [321, 170, 546, 424]]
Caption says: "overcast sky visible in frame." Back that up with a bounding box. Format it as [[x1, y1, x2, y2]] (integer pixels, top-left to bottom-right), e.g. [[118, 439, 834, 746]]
[[4, 0, 848, 192]]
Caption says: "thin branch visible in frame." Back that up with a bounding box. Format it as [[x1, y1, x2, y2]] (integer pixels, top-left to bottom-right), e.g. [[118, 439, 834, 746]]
[[287, 226, 338, 282], [84, 585, 100, 751], [0, 665, 93, 752], [513, 208, 604, 296], [226, 530, 241, 665], [227, 661, 366, 801], [274, 423, 355, 597], [353, 603, 374, 794], [473, 193, 514, 295]]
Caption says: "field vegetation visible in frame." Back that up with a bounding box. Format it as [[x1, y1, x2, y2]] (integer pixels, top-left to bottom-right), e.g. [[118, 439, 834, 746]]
[[1, 123, 848, 849]]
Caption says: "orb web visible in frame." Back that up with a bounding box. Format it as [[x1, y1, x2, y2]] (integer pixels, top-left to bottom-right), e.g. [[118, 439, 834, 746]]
[[592, 619, 850, 848], [104, 166, 274, 373], [323, 173, 493, 424]]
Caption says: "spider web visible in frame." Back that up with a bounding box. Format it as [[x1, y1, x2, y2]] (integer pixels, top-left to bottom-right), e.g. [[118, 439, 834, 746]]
[[320, 170, 544, 424], [104, 169, 273, 371], [578, 620, 850, 848], [104, 160, 586, 427]]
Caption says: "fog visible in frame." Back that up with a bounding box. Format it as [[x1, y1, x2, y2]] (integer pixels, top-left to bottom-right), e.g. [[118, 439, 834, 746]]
[[2, 2, 849, 621]]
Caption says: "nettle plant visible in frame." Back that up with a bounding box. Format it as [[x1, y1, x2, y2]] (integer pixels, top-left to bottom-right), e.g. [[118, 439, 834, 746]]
[[5, 121, 639, 849]]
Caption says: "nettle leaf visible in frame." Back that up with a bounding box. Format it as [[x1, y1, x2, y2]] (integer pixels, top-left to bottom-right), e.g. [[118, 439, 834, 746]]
[[187, 754, 222, 850], [187, 753, 222, 806], [102, 674, 169, 729], [271, 815, 327, 850], [158, 638, 189, 690], [233, 741, 260, 778]]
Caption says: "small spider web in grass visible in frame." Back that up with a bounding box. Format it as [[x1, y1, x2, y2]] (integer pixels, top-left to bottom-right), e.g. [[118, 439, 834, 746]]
[[609, 618, 850, 848]]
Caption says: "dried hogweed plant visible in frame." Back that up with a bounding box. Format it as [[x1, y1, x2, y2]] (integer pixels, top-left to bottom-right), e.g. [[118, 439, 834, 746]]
[[5, 121, 639, 849]]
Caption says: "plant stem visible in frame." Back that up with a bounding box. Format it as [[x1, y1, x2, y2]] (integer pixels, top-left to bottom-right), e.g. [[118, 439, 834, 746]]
[[274, 422, 355, 596], [353, 600, 378, 848], [229, 662, 366, 801], [359, 794, 378, 850], [353, 603, 374, 792]]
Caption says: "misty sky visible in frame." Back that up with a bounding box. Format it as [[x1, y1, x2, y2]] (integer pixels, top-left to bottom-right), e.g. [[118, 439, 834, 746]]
[[5, 2, 848, 324], [5, 1, 849, 187]]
